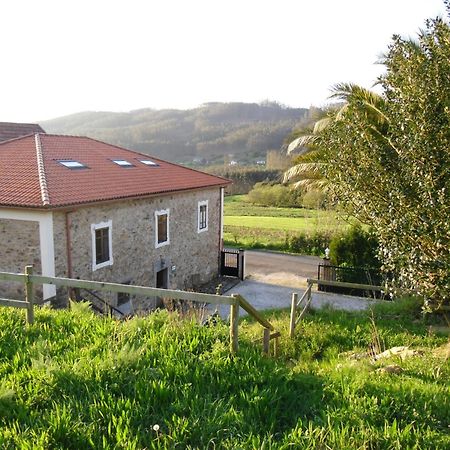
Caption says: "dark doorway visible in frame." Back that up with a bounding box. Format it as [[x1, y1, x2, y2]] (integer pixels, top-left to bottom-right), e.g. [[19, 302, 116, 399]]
[[221, 248, 245, 280], [156, 268, 168, 289]]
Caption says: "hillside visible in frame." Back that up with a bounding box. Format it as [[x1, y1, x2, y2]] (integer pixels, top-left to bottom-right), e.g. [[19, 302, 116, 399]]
[[0, 300, 448, 448], [40, 102, 308, 165]]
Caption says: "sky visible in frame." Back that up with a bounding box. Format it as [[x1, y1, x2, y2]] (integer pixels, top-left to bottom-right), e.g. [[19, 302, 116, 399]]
[[1, 0, 447, 123]]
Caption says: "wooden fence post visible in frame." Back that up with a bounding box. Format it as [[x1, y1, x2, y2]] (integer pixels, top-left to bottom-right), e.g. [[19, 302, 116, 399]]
[[262, 328, 270, 354], [230, 294, 239, 354], [25, 265, 34, 325], [273, 336, 279, 357], [289, 292, 297, 338]]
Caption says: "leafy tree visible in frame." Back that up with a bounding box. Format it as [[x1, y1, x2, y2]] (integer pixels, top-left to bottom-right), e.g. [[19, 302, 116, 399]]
[[318, 8, 450, 307]]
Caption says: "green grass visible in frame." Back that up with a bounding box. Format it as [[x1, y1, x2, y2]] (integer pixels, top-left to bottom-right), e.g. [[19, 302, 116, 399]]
[[224, 215, 340, 232], [223, 195, 351, 253], [0, 300, 448, 449], [224, 194, 344, 220]]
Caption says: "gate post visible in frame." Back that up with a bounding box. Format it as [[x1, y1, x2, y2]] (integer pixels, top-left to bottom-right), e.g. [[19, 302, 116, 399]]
[[289, 292, 297, 338], [238, 248, 245, 280]]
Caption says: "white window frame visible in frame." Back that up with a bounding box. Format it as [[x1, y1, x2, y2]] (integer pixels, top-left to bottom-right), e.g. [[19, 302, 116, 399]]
[[155, 209, 170, 248], [91, 220, 113, 271], [197, 200, 208, 233]]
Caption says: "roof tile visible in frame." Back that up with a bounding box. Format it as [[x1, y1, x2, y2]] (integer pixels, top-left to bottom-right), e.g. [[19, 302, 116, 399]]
[[0, 134, 230, 208]]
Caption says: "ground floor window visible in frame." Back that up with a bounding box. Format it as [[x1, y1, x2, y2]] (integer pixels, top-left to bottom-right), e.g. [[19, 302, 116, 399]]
[[91, 220, 113, 270]]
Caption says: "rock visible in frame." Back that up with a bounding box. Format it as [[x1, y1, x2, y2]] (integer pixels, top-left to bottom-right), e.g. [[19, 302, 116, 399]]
[[374, 346, 423, 361], [377, 364, 403, 374]]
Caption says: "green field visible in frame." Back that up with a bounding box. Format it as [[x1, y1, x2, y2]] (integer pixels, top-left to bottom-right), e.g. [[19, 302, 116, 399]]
[[0, 300, 448, 448], [223, 195, 351, 253], [225, 215, 339, 232]]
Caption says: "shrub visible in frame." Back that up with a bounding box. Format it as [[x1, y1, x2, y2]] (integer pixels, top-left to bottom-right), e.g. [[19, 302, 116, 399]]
[[302, 189, 328, 209], [247, 182, 302, 207], [329, 224, 380, 268], [288, 231, 331, 256]]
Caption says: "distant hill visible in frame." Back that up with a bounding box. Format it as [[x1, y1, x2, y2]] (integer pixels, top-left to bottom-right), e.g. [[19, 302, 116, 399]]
[[41, 102, 308, 165]]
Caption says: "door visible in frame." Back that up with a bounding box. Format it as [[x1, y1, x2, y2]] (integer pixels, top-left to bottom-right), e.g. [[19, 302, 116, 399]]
[[156, 268, 168, 289]]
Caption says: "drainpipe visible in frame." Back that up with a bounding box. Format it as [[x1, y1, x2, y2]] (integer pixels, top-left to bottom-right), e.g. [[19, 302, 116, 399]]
[[219, 187, 224, 250], [65, 211, 73, 281], [218, 187, 224, 275]]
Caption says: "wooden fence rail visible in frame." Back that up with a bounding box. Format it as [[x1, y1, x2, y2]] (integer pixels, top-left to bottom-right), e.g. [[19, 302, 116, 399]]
[[0, 267, 278, 355], [289, 278, 385, 338]]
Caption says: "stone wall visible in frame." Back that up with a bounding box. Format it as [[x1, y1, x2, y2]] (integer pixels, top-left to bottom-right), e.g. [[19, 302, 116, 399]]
[[0, 218, 42, 300], [53, 187, 222, 311]]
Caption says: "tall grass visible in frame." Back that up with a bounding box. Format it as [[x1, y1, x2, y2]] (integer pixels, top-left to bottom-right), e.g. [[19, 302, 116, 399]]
[[0, 299, 448, 449]]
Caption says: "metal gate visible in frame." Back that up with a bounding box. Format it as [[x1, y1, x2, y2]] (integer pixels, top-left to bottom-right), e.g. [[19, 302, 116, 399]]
[[221, 248, 245, 280], [317, 263, 387, 298]]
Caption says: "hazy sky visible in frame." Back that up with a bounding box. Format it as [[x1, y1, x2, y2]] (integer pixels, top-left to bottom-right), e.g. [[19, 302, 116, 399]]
[[1, 0, 446, 122]]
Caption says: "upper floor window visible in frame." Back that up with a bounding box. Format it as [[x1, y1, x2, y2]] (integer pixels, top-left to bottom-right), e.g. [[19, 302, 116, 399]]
[[198, 200, 208, 233], [139, 159, 159, 167], [58, 160, 87, 169], [91, 220, 113, 270], [155, 209, 170, 248], [112, 159, 134, 167]]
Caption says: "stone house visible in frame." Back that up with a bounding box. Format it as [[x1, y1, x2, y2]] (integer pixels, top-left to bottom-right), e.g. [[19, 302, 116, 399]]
[[0, 133, 230, 311]]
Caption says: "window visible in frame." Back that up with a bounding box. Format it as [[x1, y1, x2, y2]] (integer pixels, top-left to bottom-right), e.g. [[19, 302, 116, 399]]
[[112, 159, 134, 167], [139, 159, 159, 167], [91, 220, 113, 270], [155, 209, 169, 248], [58, 160, 87, 169], [198, 200, 208, 233]]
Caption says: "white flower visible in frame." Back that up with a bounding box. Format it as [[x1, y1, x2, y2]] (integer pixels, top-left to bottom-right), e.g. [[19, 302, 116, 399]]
[[153, 424, 160, 432]]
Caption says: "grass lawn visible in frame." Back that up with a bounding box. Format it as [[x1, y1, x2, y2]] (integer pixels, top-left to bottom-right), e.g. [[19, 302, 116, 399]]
[[225, 215, 339, 232], [224, 194, 345, 220], [223, 195, 351, 253], [0, 299, 448, 448]]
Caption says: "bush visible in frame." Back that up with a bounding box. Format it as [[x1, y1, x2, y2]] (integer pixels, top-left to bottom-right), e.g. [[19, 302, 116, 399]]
[[329, 224, 380, 268], [302, 189, 328, 209], [288, 231, 331, 256], [247, 182, 302, 207]]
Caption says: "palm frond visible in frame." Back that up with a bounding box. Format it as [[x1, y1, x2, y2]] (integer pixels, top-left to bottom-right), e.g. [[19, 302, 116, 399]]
[[312, 117, 332, 133], [287, 135, 317, 154], [292, 179, 329, 191], [283, 162, 326, 183]]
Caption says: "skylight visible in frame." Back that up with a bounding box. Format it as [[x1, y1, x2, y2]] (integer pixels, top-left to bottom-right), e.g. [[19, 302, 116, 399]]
[[112, 159, 134, 167], [139, 159, 159, 166], [58, 160, 86, 169]]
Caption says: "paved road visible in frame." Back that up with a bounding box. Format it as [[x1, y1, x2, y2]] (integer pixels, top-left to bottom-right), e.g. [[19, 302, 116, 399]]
[[243, 250, 322, 288], [212, 250, 381, 317]]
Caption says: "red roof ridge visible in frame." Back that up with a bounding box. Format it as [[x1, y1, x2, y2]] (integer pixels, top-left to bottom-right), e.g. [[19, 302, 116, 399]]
[[34, 134, 50, 206]]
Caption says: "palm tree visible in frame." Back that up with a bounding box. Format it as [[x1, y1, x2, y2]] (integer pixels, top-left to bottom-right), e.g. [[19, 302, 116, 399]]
[[283, 83, 389, 191]]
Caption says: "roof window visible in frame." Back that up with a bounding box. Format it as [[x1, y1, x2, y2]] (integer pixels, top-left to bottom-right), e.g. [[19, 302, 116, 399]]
[[139, 159, 159, 167], [112, 159, 134, 167], [58, 160, 87, 169]]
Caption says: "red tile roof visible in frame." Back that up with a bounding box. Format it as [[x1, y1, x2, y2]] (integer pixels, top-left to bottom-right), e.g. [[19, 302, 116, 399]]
[[0, 122, 45, 142], [0, 134, 230, 208]]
